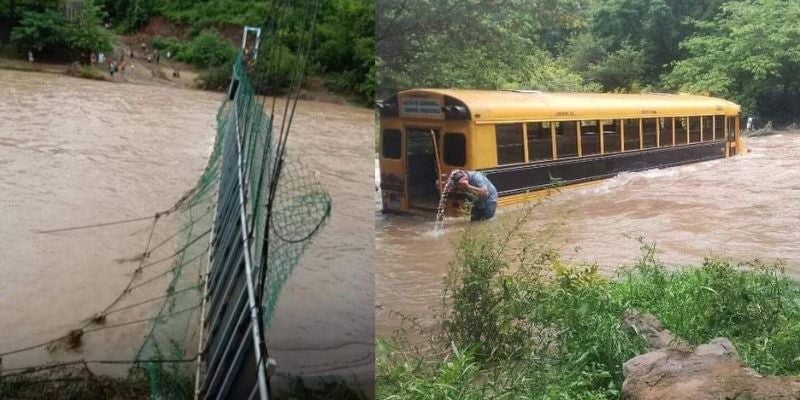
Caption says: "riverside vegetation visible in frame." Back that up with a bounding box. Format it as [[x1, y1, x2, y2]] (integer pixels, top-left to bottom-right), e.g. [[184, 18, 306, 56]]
[[377, 207, 800, 399], [377, 0, 800, 125], [0, 0, 374, 102]]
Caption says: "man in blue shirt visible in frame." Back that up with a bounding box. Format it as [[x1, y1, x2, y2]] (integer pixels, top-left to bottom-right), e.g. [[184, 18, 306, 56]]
[[449, 169, 498, 221]]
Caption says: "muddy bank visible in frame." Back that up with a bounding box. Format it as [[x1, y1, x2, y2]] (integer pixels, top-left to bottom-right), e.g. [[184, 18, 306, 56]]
[[0, 55, 363, 110]]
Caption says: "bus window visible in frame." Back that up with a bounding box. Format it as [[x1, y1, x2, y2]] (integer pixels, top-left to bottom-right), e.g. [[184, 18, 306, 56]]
[[581, 120, 601, 156], [382, 129, 401, 159], [689, 117, 701, 142], [527, 122, 553, 161], [623, 119, 641, 151], [443, 132, 466, 166], [659, 117, 674, 147], [702, 116, 713, 141], [677, 117, 689, 144], [714, 115, 725, 140], [643, 118, 657, 149], [495, 123, 525, 165], [555, 121, 578, 158], [602, 120, 621, 153]]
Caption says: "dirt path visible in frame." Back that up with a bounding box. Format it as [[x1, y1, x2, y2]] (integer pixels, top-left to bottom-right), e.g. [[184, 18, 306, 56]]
[[110, 40, 199, 88], [0, 36, 199, 90]]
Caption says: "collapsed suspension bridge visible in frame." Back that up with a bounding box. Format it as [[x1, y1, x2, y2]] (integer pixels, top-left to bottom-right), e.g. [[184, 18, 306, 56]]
[[0, 3, 329, 398]]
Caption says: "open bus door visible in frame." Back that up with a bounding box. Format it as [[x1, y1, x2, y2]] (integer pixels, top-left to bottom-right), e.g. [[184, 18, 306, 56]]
[[405, 127, 442, 210]]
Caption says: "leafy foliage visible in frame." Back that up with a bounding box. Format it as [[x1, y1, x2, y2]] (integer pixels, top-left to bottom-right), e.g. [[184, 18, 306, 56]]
[[376, 0, 597, 97], [69, 0, 114, 55], [8, 9, 71, 53], [176, 29, 236, 68], [614, 250, 800, 375], [377, 0, 800, 123], [8, 0, 112, 60], [378, 210, 800, 399], [665, 0, 800, 123], [314, 0, 375, 100], [2, 0, 374, 101], [585, 45, 647, 91], [150, 36, 185, 55], [157, 0, 269, 28], [122, 0, 374, 100]]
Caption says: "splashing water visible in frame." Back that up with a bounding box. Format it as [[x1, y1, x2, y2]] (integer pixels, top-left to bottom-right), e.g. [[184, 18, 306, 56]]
[[434, 171, 458, 233]]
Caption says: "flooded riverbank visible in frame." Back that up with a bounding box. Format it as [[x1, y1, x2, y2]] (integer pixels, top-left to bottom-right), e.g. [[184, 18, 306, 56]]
[[376, 133, 800, 337], [0, 68, 374, 392]]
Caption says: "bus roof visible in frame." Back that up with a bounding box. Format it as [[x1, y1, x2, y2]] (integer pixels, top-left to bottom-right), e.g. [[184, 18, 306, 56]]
[[397, 89, 741, 122]]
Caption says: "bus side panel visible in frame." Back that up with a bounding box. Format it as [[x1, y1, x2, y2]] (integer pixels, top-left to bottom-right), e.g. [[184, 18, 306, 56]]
[[470, 124, 497, 169], [379, 118, 408, 212]]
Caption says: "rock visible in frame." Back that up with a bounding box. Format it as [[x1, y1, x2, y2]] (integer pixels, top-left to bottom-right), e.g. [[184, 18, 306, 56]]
[[621, 313, 800, 400]]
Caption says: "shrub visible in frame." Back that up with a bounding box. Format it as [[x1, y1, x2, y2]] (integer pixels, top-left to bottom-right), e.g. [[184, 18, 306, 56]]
[[9, 0, 112, 61], [196, 63, 233, 91], [177, 30, 236, 68], [612, 252, 800, 376], [74, 65, 105, 80], [378, 208, 800, 399], [250, 43, 301, 95], [150, 36, 185, 57]]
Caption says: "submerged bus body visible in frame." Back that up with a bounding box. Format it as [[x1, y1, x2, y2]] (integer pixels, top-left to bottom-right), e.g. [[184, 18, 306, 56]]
[[378, 89, 743, 214]]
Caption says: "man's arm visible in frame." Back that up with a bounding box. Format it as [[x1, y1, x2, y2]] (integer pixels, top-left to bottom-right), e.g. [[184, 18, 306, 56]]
[[466, 183, 489, 199], [458, 178, 489, 199]]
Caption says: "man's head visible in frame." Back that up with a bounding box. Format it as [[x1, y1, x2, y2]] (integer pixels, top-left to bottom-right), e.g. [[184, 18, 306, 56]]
[[449, 169, 471, 190], [449, 169, 467, 185]]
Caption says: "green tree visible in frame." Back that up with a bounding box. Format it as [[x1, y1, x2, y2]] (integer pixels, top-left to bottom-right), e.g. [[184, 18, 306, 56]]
[[157, 0, 268, 28], [666, 0, 800, 123], [69, 0, 113, 54], [376, 0, 595, 97], [0, 0, 61, 21], [9, 0, 112, 60], [177, 29, 237, 68], [125, 0, 157, 30], [9, 9, 70, 54], [149, 0, 374, 100], [314, 0, 374, 100], [586, 45, 646, 91], [589, 0, 674, 84], [576, 0, 728, 90]]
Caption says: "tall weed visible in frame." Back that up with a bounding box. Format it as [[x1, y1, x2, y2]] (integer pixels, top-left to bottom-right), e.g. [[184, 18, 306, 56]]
[[378, 210, 800, 399]]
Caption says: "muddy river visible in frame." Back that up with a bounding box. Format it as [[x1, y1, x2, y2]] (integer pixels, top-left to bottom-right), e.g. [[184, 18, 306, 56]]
[[0, 69, 373, 392], [377, 133, 800, 337]]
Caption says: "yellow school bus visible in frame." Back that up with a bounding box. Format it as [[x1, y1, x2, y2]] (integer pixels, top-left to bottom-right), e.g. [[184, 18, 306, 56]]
[[377, 89, 743, 214]]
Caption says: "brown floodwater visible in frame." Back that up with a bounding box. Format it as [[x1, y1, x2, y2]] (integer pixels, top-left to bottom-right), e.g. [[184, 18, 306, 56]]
[[376, 133, 800, 337], [0, 69, 374, 393]]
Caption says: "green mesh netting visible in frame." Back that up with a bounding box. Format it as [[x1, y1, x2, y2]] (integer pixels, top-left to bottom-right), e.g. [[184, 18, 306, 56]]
[[133, 52, 331, 399]]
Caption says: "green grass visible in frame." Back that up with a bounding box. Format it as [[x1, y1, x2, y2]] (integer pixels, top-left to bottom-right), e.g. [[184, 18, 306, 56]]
[[377, 209, 800, 399], [73, 65, 106, 81]]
